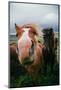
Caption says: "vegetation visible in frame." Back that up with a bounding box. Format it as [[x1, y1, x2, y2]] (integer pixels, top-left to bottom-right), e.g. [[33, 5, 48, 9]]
[[10, 62, 59, 88]]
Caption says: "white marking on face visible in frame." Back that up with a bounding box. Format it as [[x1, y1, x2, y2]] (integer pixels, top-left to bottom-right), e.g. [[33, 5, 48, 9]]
[[18, 27, 32, 52]]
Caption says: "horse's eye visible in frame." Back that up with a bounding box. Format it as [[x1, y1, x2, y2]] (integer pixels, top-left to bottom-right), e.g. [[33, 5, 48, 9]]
[[29, 30, 37, 35], [32, 31, 37, 35], [16, 30, 24, 38]]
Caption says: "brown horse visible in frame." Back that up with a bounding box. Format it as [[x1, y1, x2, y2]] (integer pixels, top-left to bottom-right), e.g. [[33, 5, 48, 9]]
[[14, 23, 44, 75], [10, 43, 27, 77]]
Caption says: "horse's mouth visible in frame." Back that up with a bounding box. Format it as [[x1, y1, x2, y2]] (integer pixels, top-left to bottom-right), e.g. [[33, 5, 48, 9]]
[[22, 57, 34, 65]]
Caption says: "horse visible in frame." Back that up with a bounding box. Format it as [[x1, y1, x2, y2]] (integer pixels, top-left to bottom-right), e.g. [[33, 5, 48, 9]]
[[15, 23, 44, 75], [42, 28, 55, 73]]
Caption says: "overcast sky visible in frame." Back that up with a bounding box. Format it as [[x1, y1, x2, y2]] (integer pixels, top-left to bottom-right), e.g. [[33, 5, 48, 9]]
[[9, 3, 59, 34]]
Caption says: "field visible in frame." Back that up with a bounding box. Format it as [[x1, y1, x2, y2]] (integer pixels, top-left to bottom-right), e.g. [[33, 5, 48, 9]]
[[9, 33, 59, 88]]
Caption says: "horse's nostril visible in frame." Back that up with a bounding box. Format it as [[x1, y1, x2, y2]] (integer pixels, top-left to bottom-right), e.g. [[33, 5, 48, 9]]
[[29, 48, 33, 55], [31, 40, 34, 48], [29, 40, 34, 55]]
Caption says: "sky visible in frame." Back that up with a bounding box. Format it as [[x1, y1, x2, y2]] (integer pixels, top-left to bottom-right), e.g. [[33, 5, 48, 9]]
[[9, 2, 59, 34]]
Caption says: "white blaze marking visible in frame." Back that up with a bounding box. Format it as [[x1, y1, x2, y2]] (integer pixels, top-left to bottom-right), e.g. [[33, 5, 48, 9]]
[[18, 27, 32, 52]]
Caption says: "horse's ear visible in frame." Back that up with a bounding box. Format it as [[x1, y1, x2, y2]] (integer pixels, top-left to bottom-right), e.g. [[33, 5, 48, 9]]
[[15, 23, 20, 36], [15, 23, 20, 30], [15, 23, 17, 28]]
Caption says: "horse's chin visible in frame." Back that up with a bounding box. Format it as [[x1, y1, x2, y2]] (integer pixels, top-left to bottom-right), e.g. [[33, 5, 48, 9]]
[[23, 58, 34, 66]]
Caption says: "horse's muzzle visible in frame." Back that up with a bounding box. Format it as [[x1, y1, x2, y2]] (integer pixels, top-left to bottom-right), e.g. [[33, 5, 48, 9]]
[[18, 40, 34, 65], [22, 41, 34, 65]]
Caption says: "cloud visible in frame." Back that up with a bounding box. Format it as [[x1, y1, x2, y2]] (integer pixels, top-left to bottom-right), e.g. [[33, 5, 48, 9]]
[[9, 3, 58, 34], [41, 13, 58, 24], [40, 13, 58, 31]]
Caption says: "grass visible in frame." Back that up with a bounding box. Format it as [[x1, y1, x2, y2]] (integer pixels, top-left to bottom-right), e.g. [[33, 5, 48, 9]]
[[10, 63, 59, 88]]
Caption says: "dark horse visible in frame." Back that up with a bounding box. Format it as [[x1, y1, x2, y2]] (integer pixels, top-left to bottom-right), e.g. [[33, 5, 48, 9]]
[[42, 28, 55, 74]]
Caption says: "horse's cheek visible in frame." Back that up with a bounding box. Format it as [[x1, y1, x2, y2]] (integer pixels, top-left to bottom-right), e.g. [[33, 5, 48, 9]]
[[34, 46, 42, 65]]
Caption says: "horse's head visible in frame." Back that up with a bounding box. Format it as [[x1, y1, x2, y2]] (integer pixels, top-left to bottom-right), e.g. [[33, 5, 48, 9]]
[[15, 23, 39, 66], [43, 28, 54, 50]]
